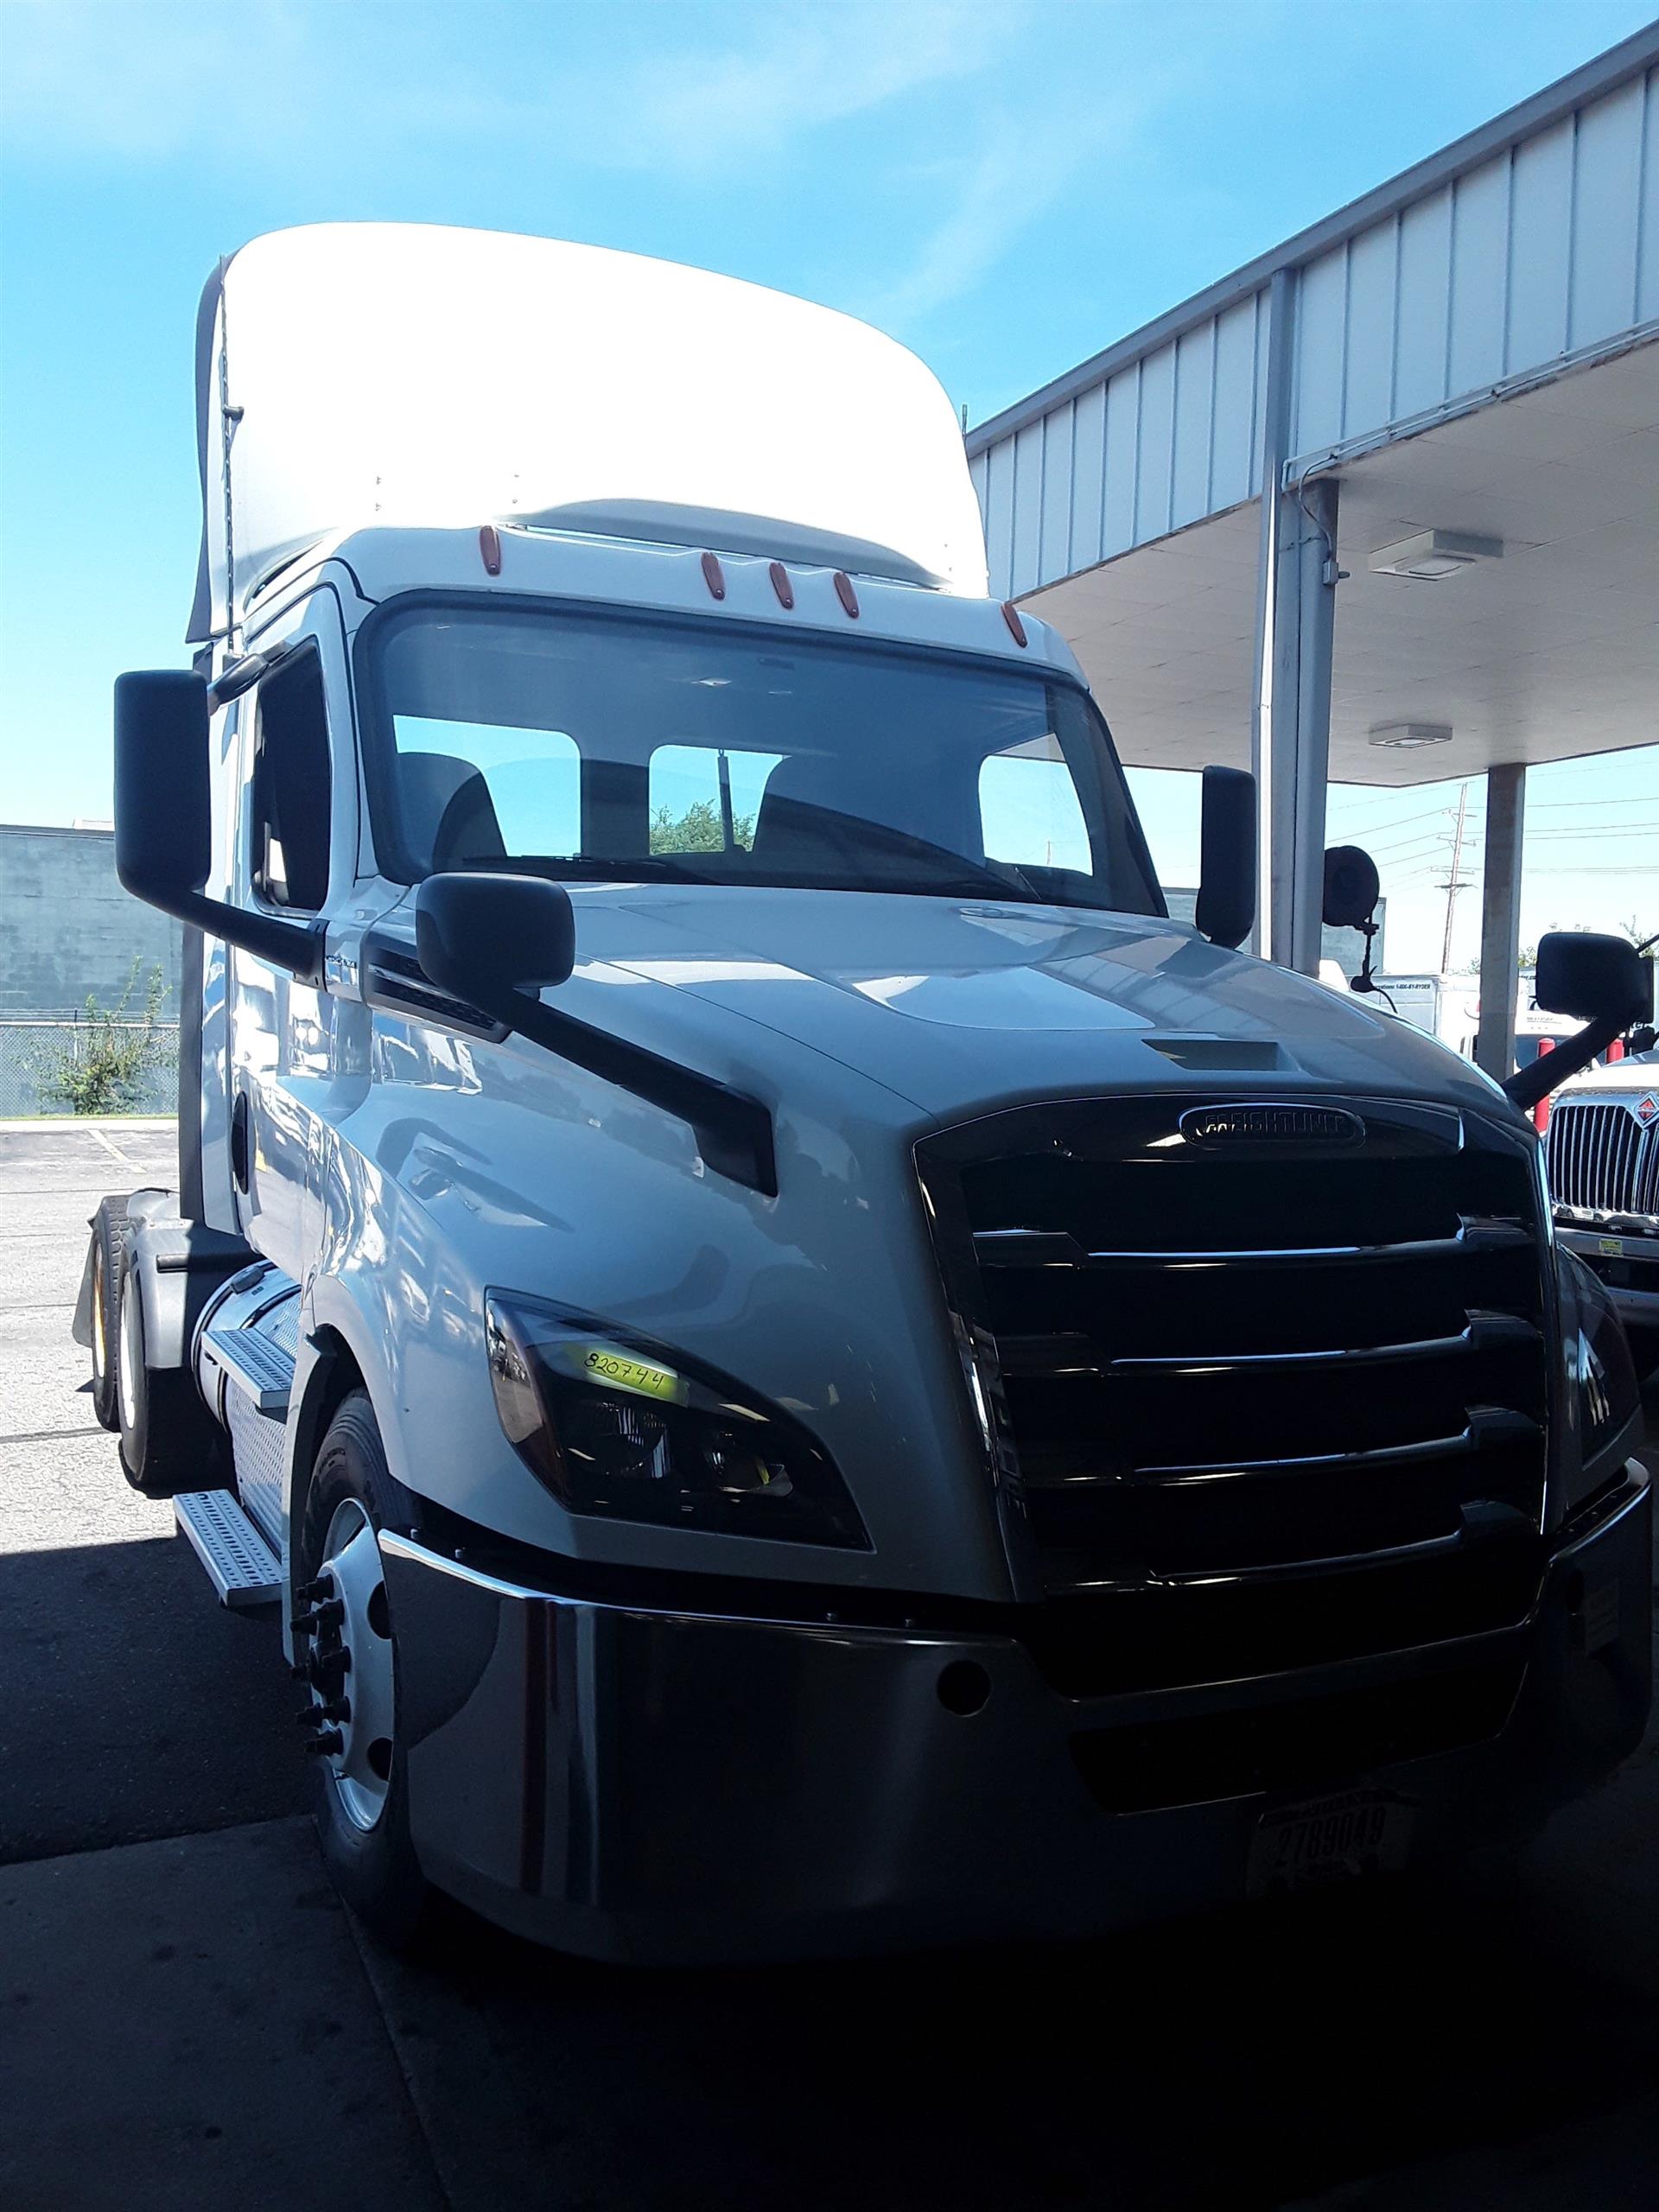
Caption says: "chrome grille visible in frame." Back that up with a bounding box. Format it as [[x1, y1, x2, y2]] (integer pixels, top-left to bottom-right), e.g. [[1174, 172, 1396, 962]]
[[1547, 1098, 1659, 1216], [917, 1096, 1550, 1614]]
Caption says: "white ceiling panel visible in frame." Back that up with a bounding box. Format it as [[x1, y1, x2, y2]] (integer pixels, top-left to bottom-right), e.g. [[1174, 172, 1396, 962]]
[[1026, 341, 1659, 786]]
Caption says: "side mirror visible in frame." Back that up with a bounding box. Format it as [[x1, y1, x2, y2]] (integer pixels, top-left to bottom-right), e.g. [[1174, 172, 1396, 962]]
[[414, 868, 776, 1192], [1322, 845, 1381, 930], [1504, 931, 1653, 1113], [416, 871, 577, 1001], [1194, 766, 1255, 950], [1533, 931, 1652, 1027], [113, 670, 322, 979]]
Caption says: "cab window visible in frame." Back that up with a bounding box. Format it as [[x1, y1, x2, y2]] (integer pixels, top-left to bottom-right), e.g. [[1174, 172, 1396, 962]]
[[648, 744, 783, 855], [978, 735, 1092, 875], [250, 645, 332, 912]]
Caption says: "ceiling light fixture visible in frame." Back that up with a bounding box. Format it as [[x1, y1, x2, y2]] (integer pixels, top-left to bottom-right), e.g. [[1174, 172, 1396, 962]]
[[1369, 721, 1454, 750], [1368, 529, 1503, 582]]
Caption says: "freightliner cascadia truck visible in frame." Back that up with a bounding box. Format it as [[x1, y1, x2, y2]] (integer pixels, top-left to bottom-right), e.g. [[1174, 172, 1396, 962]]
[[79, 225, 1652, 1960]]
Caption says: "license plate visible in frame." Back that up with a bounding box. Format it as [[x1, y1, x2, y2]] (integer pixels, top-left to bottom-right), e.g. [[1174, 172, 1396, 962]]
[[1247, 1786, 1414, 1898]]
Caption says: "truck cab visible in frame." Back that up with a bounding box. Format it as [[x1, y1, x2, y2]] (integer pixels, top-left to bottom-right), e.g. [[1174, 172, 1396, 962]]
[[86, 224, 1652, 1962]]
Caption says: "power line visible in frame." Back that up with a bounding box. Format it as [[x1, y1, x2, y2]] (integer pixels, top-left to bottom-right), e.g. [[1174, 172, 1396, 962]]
[[1529, 792, 1659, 810]]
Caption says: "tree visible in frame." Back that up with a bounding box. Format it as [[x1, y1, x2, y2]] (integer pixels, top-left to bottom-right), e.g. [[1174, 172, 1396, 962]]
[[30, 960, 173, 1116], [1455, 945, 1535, 976], [649, 798, 756, 855]]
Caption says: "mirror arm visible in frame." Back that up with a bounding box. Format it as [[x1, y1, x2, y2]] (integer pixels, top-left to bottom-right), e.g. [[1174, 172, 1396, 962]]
[[124, 878, 325, 986], [1502, 1011, 1630, 1115], [474, 981, 778, 1197]]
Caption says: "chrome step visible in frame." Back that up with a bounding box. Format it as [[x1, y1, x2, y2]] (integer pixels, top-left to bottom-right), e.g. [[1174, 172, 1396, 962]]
[[174, 1487, 282, 1608], [201, 1324, 293, 1416]]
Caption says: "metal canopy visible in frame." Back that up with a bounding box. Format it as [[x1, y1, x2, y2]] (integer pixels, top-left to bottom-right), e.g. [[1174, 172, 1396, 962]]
[[1026, 340, 1659, 788]]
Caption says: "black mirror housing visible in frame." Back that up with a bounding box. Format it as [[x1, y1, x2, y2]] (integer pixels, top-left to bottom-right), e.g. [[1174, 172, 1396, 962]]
[[1503, 931, 1653, 1114], [416, 871, 577, 1001], [413, 868, 776, 1193], [1322, 844, 1381, 930], [113, 669, 322, 980], [1534, 931, 1652, 1027], [1194, 766, 1255, 950], [114, 671, 213, 906]]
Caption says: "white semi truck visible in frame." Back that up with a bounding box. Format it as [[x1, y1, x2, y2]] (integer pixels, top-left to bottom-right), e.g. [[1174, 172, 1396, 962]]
[[79, 225, 1652, 1961]]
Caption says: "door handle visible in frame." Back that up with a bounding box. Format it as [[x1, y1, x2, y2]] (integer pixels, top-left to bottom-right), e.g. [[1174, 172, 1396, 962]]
[[231, 1089, 251, 1195]]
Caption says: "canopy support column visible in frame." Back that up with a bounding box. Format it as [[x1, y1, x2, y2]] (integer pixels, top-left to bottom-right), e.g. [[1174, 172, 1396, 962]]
[[1265, 473, 1340, 975], [1252, 268, 1340, 976], [1475, 763, 1527, 1081]]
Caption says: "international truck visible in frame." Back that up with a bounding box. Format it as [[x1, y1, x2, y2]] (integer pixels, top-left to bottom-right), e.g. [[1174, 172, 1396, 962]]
[[1547, 1039, 1659, 1378], [78, 224, 1653, 1961]]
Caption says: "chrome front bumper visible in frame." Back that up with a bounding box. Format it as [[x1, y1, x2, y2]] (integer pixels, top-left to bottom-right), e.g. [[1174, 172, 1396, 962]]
[[1556, 1223, 1659, 1342], [379, 1471, 1650, 1965]]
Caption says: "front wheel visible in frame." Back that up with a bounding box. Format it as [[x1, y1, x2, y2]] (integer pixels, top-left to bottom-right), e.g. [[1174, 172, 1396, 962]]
[[293, 1390, 429, 1945]]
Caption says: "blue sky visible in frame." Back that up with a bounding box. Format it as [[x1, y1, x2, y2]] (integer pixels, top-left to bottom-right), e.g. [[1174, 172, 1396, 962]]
[[3, 0, 1655, 969]]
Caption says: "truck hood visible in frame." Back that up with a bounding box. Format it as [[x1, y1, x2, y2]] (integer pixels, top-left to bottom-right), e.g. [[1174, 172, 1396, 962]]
[[571, 887, 1510, 1122], [1554, 1051, 1659, 1101]]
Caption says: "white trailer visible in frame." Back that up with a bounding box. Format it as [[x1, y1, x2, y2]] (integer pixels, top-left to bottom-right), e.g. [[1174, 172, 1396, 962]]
[[77, 225, 1653, 1961]]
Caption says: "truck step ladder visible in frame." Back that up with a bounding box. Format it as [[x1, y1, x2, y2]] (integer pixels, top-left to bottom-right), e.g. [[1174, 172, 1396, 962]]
[[200, 1325, 293, 1416], [174, 1488, 282, 1607]]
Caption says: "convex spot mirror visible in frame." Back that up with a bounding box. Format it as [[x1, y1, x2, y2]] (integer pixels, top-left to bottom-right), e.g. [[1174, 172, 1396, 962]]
[[1322, 845, 1381, 930], [112, 669, 321, 981], [416, 871, 577, 1006]]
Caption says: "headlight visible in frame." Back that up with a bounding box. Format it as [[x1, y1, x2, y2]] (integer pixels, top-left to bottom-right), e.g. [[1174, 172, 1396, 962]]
[[1560, 1252, 1642, 1504], [484, 1291, 871, 1549]]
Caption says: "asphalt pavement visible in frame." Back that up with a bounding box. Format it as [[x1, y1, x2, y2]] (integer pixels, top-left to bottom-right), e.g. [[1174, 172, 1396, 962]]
[[2, 1121, 1656, 2211]]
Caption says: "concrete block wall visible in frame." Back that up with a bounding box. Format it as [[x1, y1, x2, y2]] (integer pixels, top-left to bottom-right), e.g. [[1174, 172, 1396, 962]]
[[0, 825, 182, 1019]]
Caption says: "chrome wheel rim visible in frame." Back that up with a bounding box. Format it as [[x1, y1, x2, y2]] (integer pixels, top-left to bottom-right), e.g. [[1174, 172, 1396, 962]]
[[308, 1499, 396, 1832]]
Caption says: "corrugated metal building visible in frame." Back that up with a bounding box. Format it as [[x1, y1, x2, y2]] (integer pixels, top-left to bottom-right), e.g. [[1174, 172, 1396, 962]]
[[968, 23, 1659, 1071]]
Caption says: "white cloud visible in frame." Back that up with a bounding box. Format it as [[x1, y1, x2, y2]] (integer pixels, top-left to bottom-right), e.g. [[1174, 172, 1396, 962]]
[[0, 0, 1014, 172], [0, 0, 1166, 336], [859, 66, 1168, 331], [603, 2, 1016, 174]]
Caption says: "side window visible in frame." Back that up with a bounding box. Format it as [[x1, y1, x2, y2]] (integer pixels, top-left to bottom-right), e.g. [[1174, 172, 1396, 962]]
[[393, 716, 580, 872], [251, 646, 332, 911], [649, 744, 782, 854], [978, 734, 1092, 874]]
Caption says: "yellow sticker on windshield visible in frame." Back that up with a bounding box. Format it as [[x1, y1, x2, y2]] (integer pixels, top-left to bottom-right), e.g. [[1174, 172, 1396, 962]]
[[582, 1345, 688, 1404]]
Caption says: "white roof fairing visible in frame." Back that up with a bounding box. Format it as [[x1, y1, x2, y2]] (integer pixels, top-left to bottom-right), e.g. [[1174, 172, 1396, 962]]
[[188, 224, 988, 643]]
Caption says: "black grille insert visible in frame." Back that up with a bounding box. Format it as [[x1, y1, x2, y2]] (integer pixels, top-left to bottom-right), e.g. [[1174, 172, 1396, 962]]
[[918, 1093, 1550, 1613]]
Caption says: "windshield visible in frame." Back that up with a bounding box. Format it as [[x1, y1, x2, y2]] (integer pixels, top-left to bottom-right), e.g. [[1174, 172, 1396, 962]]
[[363, 601, 1164, 917]]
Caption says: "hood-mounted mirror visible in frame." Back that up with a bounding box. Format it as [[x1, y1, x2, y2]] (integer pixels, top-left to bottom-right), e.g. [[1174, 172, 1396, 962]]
[[1322, 844, 1384, 998]]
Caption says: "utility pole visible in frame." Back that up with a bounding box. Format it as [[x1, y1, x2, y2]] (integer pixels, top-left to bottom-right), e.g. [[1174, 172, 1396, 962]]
[[1439, 781, 1472, 974]]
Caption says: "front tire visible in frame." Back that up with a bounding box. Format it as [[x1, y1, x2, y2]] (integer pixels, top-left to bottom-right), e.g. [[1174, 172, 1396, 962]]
[[294, 1390, 429, 1946]]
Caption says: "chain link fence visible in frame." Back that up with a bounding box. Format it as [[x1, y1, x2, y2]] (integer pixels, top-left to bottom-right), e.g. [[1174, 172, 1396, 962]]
[[0, 1020, 180, 1118]]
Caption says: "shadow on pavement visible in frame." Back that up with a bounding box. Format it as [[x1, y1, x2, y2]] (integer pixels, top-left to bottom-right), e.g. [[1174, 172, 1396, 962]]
[[0, 1533, 300, 1862], [357, 1837, 1657, 2212]]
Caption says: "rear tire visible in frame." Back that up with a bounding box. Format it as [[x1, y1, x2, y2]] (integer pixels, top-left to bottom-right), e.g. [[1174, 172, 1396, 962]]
[[295, 1389, 430, 1947], [88, 1198, 127, 1431], [115, 1255, 225, 1497]]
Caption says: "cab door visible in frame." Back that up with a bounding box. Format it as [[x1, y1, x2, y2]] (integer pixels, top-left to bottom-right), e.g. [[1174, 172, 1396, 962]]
[[227, 594, 357, 1282]]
